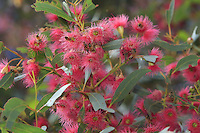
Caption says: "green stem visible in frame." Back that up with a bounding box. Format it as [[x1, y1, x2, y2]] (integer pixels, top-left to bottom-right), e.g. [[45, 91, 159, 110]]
[[29, 71, 38, 127], [4, 46, 24, 59], [94, 61, 127, 88]]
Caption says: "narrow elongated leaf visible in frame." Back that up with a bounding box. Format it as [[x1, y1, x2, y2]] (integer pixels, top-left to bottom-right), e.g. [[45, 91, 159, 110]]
[[51, 52, 64, 68], [1, 127, 8, 133], [144, 99, 163, 115], [14, 74, 26, 82], [35, 51, 46, 63], [32, 0, 74, 22], [82, 0, 96, 14], [36, 92, 54, 113], [174, 55, 200, 72], [132, 85, 151, 97], [87, 93, 115, 113], [100, 127, 115, 133], [102, 39, 124, 51], [84, 68, 91, 84], [154, 40, 192, 51], [78, 123, 87, 133], [1, 98, 27, 130], [0, 41, 4, 54], [111, 69, 150, 105], [142, 55, 158, 63], [37, 69, 52, 87], [12, 122, 46, 133], [16, 47, 28, 53], [161, 56, 176, 65], [62, 1, 72, 17], [44, 83, 71, 107], [166, 0, 175, 25], [0, 72, 14, 90], [44, 47, 54, 62], [79, 106, 85, 119], [28, 50, 36, 58]]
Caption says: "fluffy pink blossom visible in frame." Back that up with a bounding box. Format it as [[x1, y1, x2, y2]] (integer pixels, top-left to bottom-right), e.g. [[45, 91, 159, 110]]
[[110, 14, 129, 29], [27, 32, 47, 51], [165, 62, 181, 79], [84, 111, 107, 131], [82, 53, 103, 72], [147, 89, 163, 101], [0, 59, 10, 80], [50, 28, 63, 42], [149, 47, 163, 63], [182, 65, 199, 83], [70, 5, 87, 22], [60, 29, 84, 51], [144, 125, 160, 133], [34, 117, 49, 129], [45, 13, 58, 22], [178, 86, 190, 100], [120, 36, 141, 62], [130, 15, 159, 45], [22, 60, 40, 87]]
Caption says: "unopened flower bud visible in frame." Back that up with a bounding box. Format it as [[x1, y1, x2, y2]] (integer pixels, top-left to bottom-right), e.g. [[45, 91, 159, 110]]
[[187, 37, 193, 44], [1, 65, 9, 74], [117, 26, 124, 38], [27, 59, 35, 64]]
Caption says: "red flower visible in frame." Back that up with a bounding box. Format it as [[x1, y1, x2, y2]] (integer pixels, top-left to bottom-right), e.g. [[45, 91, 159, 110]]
[[186, 117, 200, 133], [84, 111, 107, 131], [162, 108, 177, 122], [121, 113, 135, 126], [182, 65, 199, 83]]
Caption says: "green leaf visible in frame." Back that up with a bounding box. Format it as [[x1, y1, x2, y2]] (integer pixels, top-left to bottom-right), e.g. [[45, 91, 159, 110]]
[[87, 93, 115, 113], [132, 85, 151, 97], [0, 72, 15, 90], [36, 92, 54, 113], [166, 0, 175, 25], [51, 52, 64, 68], [154, 40, 192, 51], [82, 0, 96, 14], [100, 127, 115, 133], [32, 0, 74, 22], [12, 122, 46, 133], [28, 50, 36, 58], [0, 41, 4, 54], [44, 47, 54, 62], [78, 123, 87, 133], [142, 55, 158, 63], [79, 106, 85, 120], [162, 56, 176, 66], [35, 51, 46, 63], [102, 39, 124, 51], [1, 127, 8, 133], [84, 68, 91, 84], [111, 69, 151, 105], [16, 47, 28, 54], [62, 1, 72, 17], [37, 69, 52, 87], [144, 99, 163, 115], [174, 55, 200, 72], [1, 98, 27, 130]]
